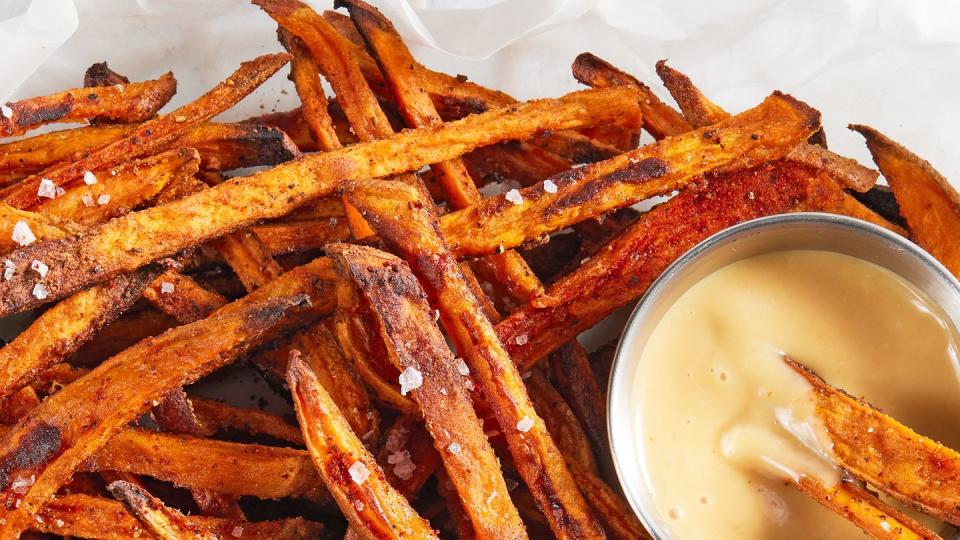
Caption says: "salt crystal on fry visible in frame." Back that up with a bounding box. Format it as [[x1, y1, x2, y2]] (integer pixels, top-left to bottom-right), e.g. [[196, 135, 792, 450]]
[[505, 188, 523, 205], [348, 461, 370, 484], [543, 179, 558, 193], [37, 178, 57, 198], [516, 416, 534, 432], [398, 366, 422, 396]]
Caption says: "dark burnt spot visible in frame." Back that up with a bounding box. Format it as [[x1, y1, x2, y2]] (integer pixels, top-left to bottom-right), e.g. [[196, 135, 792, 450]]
[[0, 423, 62, 490], [543, 157, 669, 217], [86, 93, 98, 102], [702, 128, 721, 144], [16, 101, 73, 128]]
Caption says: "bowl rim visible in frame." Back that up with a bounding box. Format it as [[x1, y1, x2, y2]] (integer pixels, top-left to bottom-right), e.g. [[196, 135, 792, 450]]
[[605, 211, 960, 539]]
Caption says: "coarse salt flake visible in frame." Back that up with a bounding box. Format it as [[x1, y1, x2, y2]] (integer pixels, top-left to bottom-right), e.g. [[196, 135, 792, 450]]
[[32, 283, 48, 300], [388, 450, 416, 480], [354, 500, 364, 512], [83, 171, 98, 185], [515, 334, 529, 346], [97, 193, 111, 205], [348, 461, 370, 484], [37, 178, 57, 199], [448, 442, 461, 454], [0, 104, 12, 118], [516, 416, 534, 433], [231, 525, 244, 537], [3, 259, 15, 281], [81, 193, 95, 207], [505, 189, 523, 205], [55, 519, 64, 528], [30, 260, 48, 278], [160, 281, 175, 294], [11, 475, 34, 494], [465, 379, 475, 391], [455, 357, 470, 376], [398, 366, 423, 396], [543, 179, 558, 193]]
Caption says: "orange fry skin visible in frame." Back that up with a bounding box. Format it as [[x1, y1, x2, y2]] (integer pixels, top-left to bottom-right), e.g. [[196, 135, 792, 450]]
[[852, 124, 960, 277], [0, 86, 636, 316], [346, 180, 605, 540], [328, 243, 528, 540], [788, 358, 960, 526], [287, 357, 439, 540], [108, 480, 218, 540], [3, 53, 290, 209], [0, 73, 177, 138]]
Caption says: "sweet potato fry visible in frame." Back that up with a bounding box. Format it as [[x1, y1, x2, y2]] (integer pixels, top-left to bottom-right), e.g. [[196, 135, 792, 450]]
[[251, 218, 351, 255], [571, 468, 652, 540], [0, 258, 331, 535], [108, 480, 217, 540], [37, 493, 324, 539], [375, 416, 442, 498], [439, 91, 820, 258], [525, 369, 598, 476], [142, 268, 230, 324], [0, 73, 177, 138], [84, 62, 129, 88], [793, 478, 939, 540], [33, 147, 197, 222], [851, 184, 906, 228], [346, 180, 604, 539], [0, 203, 81, 254], [212, 230, 284, 292], [497, 161, 899, 370], [287, 357, 439, 539], [654, 60, 730, 127], [546, 343, 609, 470], [851, 124, 960, 277], [0, 122, 298, 184], [786, 357, 960, 526], [572, 52, 691, 139], [462, 141, 572, 188], [328, 243, 528, 540], [0, 85, 635, 315], [277, 28, 342, 151], [0, 267, 158, 401], [244, 107, 317, 152], [2, 53, 290, 209], [88, 428, 323, 501], [343, 0, 544, 304], [189, 396, 304, 445]]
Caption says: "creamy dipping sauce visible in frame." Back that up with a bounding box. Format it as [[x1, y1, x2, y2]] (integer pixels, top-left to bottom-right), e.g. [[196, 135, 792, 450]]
[[631, 250, 960, 539]]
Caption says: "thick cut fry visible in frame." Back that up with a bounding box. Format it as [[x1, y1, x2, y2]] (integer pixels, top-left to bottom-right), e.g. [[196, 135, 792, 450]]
[[497, 161, 900, 370], [545, 343, 609, 469], [0, 86, 635, 315], [794, 478, 939, 540], [463, 141, 572, 188], [653, 60, 876, 191], [287, 357, 438, 540], [108, 480, 217, 540], [3, 54, 290, 209], [0, 267, 157, 401], [440, 91, 820, 258], [189, 396, 304, 445], [0, 73, 177, 138], [37, 494, 324, 539], [346, 180, 604, 539], [328, 243, 527, 540], [343, 0, 544, 303], [252, 218, 351, 255], [0, 259, 332, 536], [34, 147, 197, 221], [572, 468, 652, 540], [525, 369, 598, 476], [654, 60, 731, 127], [0, 123, 298, 185], [572, 52, 691, 139], [142, 268, 229, 324], [852, 124, 960, 277], [0, 203, 81, 254], [786, 357, 960, 525], [86, 428, 323, 501]]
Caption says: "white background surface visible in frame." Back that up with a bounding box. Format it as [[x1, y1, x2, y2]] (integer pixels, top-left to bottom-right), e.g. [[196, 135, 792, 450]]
[[3, 0, 960, 185]]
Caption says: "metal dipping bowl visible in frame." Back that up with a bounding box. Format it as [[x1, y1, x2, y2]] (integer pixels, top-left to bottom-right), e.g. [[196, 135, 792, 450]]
[[607, 212, 960, 539]]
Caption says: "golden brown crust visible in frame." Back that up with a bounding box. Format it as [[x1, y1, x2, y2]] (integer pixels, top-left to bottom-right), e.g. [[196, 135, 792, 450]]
[[655, 60, 731, 128], [852, 124, 960, 277], [0, 73, 177, 138], [787, 358, 960, 526], [526, 369, 599, 476], [328, 243, 528, 540], [287, 356, 439, 539], [572, 468, 653, 540], [188, 396, 304, 445], [346, 180, 605, 540]]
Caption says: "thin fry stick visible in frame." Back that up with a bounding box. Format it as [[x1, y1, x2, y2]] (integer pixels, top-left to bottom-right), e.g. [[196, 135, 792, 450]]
[[287, 357, 439, 539], [0, 73, 177, 138], [654, 60, 731, 127], [189, 396, 304, 445], [525, 369, 598, 476], [277, 28, 342, 151], [787, 357, 960, 526], [2, 53, 290, 209], [346, 180, 605, 539], [851, 124, 960, 277], [328, 243, 528, 540], [0, 258, 332, 536], [251, 218, 351, 255], [571, 468, 652, 540], [0, 85, 636, 315], [108, 480, 218, 540]]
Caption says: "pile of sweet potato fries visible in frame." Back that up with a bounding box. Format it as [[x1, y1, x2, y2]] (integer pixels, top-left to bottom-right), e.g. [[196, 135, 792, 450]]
[[0, 0, 958, 538]]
